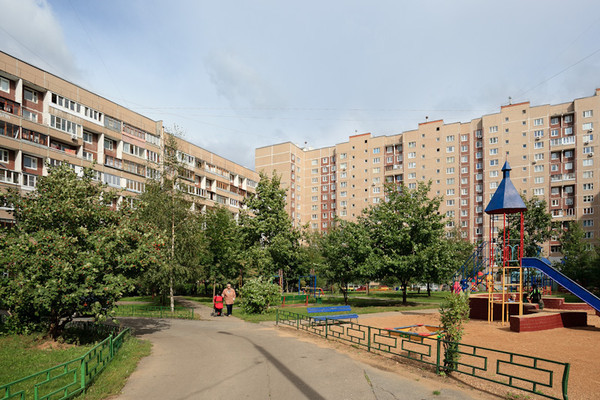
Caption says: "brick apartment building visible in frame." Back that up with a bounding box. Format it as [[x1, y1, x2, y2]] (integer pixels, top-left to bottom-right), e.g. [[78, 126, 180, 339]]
[[256, 91, 600, 257], [0, 51, 259, 225]]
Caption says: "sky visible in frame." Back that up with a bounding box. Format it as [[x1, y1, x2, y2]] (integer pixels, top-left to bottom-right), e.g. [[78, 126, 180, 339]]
[[1, 0, 600, 170]]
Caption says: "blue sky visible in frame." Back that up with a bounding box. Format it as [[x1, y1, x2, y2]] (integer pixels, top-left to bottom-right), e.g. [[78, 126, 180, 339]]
[[2, 0, 600, 169]]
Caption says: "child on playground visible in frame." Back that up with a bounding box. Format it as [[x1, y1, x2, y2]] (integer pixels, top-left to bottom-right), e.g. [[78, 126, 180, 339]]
[[528, 284, 544, 310], [213, 293, 224, 316]]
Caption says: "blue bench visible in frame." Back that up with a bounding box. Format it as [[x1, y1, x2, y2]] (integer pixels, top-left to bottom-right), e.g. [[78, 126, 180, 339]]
[[307, 306, 358, 323]]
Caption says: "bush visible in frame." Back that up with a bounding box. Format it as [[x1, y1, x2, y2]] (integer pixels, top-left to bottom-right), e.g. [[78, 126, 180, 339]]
[[239, 277, 281, 314], [438, 292, 470, 373]]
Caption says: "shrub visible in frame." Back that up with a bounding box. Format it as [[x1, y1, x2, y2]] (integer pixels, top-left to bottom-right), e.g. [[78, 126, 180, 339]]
[[438, 292, 470, 373], [239, 277, 281, 314]]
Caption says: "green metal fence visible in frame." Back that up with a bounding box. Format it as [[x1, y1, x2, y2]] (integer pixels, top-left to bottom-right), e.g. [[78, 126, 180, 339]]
[[276, 309, 570, 400], [0, 325, 130, 400], [113, 305, 194, 319]]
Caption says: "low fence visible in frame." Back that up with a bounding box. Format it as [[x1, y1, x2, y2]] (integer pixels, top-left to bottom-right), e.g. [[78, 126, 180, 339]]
[[276, 309, 570, 400], [113, 305, 194, 319], [0, 323, 130, 400]]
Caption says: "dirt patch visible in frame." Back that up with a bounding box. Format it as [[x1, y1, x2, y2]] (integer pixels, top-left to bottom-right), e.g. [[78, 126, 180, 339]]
[[276, 310, 600, 399], [35, 339, 76, 351]]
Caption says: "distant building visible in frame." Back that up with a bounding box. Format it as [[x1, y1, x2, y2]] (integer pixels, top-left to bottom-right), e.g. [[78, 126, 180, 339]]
[[0, 51, 258, 226], [256, 92, 600, 256]]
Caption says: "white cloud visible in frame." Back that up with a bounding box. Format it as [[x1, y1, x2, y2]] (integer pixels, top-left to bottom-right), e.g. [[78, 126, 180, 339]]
[[0, 0, 79, 79], [205, 49, 285, 110]]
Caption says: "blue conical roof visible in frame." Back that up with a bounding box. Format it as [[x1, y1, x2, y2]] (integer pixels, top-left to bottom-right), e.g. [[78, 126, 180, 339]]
[[485, 161, 527, 215]]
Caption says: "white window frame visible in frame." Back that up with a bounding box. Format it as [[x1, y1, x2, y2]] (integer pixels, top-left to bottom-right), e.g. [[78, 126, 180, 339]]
[[23, 155, 37, 170]]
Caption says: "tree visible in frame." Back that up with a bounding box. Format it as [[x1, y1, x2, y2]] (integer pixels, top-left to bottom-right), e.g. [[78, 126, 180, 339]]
[[439, 292, 470, 373], [136, 131, 204, 311], [202, 206, 242, 294], [362, 181, 446, 305], [0, 165, 165, 338], [559, 221, 595, 287], [239, 171, 300, 278], [318, 221, 372, 304], [500, 196, 557, 257], [420, 229, 474, 296]]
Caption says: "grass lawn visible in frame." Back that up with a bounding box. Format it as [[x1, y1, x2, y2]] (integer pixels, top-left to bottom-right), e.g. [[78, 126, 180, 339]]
[[0, 333, 151, 399]]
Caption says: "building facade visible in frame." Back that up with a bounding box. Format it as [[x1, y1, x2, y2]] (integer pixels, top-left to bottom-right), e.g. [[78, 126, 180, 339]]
[[256, 91, 600, 256], [0, 51, 258, 225]]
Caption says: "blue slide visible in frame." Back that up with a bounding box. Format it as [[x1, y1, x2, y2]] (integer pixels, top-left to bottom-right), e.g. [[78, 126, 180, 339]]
[[522, 257, 600, 313]]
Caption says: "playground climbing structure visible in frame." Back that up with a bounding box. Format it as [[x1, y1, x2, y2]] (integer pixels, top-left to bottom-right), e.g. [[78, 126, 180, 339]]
[[483, 162, 527, 325]]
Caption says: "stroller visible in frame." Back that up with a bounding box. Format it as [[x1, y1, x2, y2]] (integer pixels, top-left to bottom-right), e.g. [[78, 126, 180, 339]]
[[212, 294, 224, 316]]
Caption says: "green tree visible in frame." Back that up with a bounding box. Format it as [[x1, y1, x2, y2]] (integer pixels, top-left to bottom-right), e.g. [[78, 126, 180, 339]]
[[137, 131, 204, 310], [559, 221, 595, 287], [420, 230, 474, 296], [239, 277, 281, 314], [202, 206, 242, 295], [318, 221, 372, 304], [363, 181, 446, 305], [0, 165, 164, 338], [500, 196, 557, 257], [439, 292, 470, 373], [239, 171, 300, 278]]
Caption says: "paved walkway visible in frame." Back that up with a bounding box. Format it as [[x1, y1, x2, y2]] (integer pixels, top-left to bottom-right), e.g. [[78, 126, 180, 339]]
[[115, 299, 484, 400]]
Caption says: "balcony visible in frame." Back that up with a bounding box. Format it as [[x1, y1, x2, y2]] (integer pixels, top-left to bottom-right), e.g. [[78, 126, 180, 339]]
[[0, 121, 19, 139], [0, 169, 19, 184], [0, 96, 20, 116]]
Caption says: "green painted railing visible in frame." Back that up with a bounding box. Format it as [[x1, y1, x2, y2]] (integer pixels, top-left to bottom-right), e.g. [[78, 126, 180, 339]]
[[113, 305, 194, 319], [0, 324, 130, 400], [276, 309, 570, 400]]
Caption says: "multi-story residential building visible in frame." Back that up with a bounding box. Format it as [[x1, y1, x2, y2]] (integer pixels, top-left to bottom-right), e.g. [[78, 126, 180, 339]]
[[0, 51, 258, 226], [256, 90, 600, 256]]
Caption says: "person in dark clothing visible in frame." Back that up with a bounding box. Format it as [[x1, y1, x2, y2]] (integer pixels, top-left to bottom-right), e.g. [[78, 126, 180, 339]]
[[528, 284, 544, 310]]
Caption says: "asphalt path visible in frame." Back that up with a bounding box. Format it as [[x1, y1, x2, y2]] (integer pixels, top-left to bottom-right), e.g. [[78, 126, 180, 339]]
[[114, 301, 484, 400]]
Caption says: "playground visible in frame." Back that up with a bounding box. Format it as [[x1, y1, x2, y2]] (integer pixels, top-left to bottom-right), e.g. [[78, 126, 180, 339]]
[[357, 309, 600, 400]]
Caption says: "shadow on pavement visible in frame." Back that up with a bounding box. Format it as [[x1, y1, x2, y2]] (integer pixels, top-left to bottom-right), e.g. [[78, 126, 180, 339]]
[[117, 317, 172, 335], [217, 331, 326, 400]]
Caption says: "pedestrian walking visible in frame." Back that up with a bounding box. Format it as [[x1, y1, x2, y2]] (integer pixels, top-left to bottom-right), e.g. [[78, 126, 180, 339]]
[[222, 283, 236, 316]]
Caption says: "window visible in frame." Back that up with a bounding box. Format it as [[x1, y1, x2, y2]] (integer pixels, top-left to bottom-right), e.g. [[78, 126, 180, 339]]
[[24, 88, 37, 103], [22, 109, 37, 122], [489, 170, 498, 178], [533, 188, 544, 196], [446, 189, 455, 195], [103, 173, 121, 188], [311, 168, 318, 174], [534, 142, 544, 149], [446, 135, 455, 142], [0, 148, 8, 163], [490, 182, 498, 189], [583, 146, 594, 154], [550, 117, 559, 125], [534, 118, 543, 126], [372, 157, 380, 164], [446, 146, 454, 153], [564, 115, 573, 123], [50, 115, 80, 136], [534, 176, 544, 184], [461, 145, 468, 152], [534, 130, 544, 138], [123, 142, 145, 158], [583, 219, 594, 227], [373, 147, 380, 154], [339, 153, 347, 159], [126, 179, 145, 193], [534, 153, 544, 161], [489, 148, 498, 155], [447, 178, 455, 185], [446, 156, 455, 163], [83, 131, 93, 143], [490, 159, 499, 166], [408, 162, 416, 169], [0, 77, 9, 93], [146, 133, 160, 146], [489, 137, 498, 144], [564, 127, 573, 135], [408, 172, 416, 179], [373, 167, 380, 174], [83, 151, 94, 161], [583, 122, 594, 131], [23, 155, 37, 169], [583, 159, 593, 167], [584, 195, 594, 203], [408, 152, 416, 159], [489, 126, 498, 133], [446, 199, 455, 206]]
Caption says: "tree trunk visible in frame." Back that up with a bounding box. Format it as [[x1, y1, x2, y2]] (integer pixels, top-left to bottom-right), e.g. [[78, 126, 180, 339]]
[[342, 283, 349, 305], [402, 283, 408, 305], [170, 186, 176, 313], [366, 282, 370, 296], [212, 278, 216, 297], [427, 282, 431, 297]]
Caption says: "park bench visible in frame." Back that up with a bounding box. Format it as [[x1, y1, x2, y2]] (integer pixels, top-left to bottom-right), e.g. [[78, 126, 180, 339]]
[[307, 306, 358, 324]]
